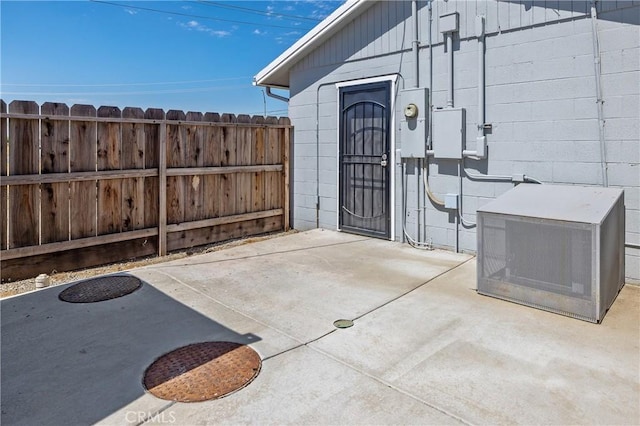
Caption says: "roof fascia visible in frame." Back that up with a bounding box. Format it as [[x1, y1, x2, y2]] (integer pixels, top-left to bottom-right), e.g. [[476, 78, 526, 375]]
[[253, 0, 374, 88]]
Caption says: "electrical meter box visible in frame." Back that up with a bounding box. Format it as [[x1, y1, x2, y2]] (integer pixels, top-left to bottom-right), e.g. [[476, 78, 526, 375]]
[[432, 107, 465, 159], [399, 88, 428, 158]]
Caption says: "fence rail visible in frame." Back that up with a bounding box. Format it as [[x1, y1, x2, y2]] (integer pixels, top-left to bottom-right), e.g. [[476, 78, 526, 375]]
[[0, 100, 291, 282]]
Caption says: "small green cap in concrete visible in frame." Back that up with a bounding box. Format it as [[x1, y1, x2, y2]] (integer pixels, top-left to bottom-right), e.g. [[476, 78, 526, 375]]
[[333, 319, 354, 329]]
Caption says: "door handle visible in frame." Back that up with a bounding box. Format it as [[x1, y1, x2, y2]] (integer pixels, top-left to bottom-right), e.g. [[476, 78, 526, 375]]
[[380, 153, 388, 167]]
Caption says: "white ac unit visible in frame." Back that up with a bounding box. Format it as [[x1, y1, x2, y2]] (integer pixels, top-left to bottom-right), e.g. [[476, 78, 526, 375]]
[[477, 184, 625, 323]]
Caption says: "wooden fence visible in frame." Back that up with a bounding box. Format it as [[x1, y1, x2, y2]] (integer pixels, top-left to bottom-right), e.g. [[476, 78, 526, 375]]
[[0, 100, 290, 282]]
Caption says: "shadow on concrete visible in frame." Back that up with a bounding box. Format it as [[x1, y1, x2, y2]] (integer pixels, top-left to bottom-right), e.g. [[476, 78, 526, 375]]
[[0, 274, 260, 425]]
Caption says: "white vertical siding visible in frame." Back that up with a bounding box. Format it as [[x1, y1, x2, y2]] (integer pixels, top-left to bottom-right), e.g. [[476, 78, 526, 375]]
[[292, 1, 412, 73]]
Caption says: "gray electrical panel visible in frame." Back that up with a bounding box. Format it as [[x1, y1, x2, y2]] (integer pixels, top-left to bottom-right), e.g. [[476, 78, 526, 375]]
[[399, 88, 428, 158], [432, 108, 465, 159]]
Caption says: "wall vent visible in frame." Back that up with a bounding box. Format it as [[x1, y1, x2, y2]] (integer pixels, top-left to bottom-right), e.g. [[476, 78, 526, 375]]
[[477, 184, 625, 323]]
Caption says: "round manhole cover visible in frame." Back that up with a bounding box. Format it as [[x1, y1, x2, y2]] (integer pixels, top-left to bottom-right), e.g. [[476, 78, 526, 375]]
[[58, 275, 142, 303], [143, 342, 261, 402]]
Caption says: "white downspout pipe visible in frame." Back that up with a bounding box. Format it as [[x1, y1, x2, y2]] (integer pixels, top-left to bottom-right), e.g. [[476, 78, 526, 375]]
[[411, 0, 422, 243], [265, 86, 290, 104]]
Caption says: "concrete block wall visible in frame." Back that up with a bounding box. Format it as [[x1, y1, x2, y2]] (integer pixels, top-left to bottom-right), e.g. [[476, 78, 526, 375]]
[[598, 6, 640, 280], [286, 0, 639, 281]]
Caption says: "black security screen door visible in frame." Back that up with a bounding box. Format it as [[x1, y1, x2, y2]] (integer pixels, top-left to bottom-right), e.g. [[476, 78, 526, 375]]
[[339, 81, 391, 239]]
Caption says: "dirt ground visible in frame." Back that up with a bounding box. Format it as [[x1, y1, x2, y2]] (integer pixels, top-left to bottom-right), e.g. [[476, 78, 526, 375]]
[[0, 230, 296, 299]]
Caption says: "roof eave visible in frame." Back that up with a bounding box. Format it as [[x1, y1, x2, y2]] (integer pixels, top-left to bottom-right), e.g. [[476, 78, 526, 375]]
[[253, 0, 375, 89]]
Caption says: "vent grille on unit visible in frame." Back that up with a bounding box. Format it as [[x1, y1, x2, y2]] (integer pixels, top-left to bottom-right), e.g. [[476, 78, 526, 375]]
[[477, 184, 625, 323]]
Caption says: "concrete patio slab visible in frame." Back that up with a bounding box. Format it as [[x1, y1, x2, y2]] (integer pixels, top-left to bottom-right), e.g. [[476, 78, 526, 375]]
[[134, 229, 470, 343], [1, 229, 638, 425], [312, 260, 640, 425], [144, 346, 461, 426]]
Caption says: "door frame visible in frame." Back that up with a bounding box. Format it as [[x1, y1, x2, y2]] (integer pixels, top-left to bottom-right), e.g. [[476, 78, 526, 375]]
[[335, 75, 397, 241]]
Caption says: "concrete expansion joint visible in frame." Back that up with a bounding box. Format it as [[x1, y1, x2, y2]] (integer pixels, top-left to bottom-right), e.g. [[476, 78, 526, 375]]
[[308, 345, 473, 426], [260, 258, 477, 424], [140, 238, 371, 270], [262, 329, 338, 363], [149, 269, 305, 346], [351, 256, 475, 322], [262, 257, 475, 365], [267, 256, 477, 360]]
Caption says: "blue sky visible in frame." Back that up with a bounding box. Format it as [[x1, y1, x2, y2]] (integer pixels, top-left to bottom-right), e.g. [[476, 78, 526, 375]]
[[1, 1, 342, 116]]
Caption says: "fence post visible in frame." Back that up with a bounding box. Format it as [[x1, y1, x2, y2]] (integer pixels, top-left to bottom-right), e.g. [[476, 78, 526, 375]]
[[1, 100, 7, 250], [158, 121, 167, 256]]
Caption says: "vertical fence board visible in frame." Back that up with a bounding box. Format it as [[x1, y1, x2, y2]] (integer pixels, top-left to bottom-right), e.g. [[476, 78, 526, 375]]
[[265, 117, 282, 210], [185, 112, 204, 167], [166, 110, 186, 225], [203, 113, 221, 219], [41, 102, 70, 243], [1, 100, 7, 250], [97, 106, 122, 235], [220, 114, 237, 217], [8, 100, 39, 248], [251, 116, 266, 213], [158, 122, 167, 255], [70, 104, 97, 239], [185, 112, 204, 222], [145, 108, 162, 169], [236, 115, 253, 214], [121, 107, 145, 169], [122, 107, 145, 231], [144, 108, 163, 229]]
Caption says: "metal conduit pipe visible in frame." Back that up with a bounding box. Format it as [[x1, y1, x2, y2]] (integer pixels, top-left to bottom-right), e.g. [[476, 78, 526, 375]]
[[417, 159, 423, 242], [446, 31, 454, 108], [400, 0, 432, 249], [446, 28, 458, 247], [463, 163, 542, 184], [423, 1, 445, 209], [402, 161, 432, 249], [457, 15, 486, 229], [462, 15, 487, 159], [454, 205, 459, 253], [590, 0, 608, 187], [412, 0, 419, 89], [459, 163, 477, 228], [428, 0, 434, 151], [477, 16, 485, 145]]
